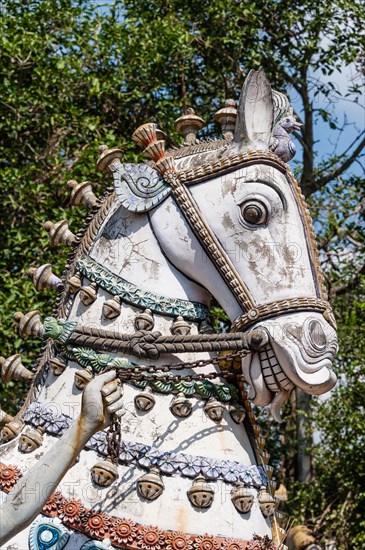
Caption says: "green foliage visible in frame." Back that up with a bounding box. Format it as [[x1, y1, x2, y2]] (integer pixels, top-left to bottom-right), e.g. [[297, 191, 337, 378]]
[[0, 0, 364, 546]]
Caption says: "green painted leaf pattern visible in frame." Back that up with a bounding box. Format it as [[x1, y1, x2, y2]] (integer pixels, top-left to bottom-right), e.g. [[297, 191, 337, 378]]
[[195, 380, 216, 398], [215, 383, 233, 402], [90, 353, 114, 372], [112, 358, 132, 369], [133, 379, 149, 389], [152, 378, 174, 393], [72, 347, 96, 368], [174, 379, 195, 395]]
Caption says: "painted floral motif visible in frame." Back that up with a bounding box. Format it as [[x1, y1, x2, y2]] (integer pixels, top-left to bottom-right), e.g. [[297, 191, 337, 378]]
[[193, 534, 220, 550], [0, 473, 277, 550], [58, 498, 85, 525], [165, 532, 193, 550], [85, 512, 111, 538], [110, 518, 137, 545], [42, 491, 64, 515], [220, 538, 246, 550], [0, 463, 22, 492], [137, 526, 165, 550]]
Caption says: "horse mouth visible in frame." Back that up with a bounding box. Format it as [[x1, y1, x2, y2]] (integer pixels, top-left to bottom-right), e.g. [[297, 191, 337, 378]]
[[243, 315, 338, 421]]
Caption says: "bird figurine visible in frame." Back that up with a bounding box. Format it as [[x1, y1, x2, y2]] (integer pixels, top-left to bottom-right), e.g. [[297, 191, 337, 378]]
[[269, 108, 302, 162]]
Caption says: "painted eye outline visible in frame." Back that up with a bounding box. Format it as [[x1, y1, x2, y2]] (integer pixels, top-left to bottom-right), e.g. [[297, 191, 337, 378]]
[[238, 198, 270, 228]]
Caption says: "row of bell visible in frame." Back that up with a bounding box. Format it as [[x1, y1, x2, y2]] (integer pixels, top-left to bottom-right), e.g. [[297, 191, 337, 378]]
[[91, 461, 276, 517], [134, 387, 246, 424]]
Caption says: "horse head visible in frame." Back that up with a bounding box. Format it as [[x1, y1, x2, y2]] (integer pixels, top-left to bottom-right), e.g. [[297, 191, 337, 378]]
[[109, 69, 337, 420]]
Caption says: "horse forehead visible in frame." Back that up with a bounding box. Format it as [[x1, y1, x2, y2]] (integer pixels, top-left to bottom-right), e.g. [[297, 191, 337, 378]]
[[192, 164, 289, 202]]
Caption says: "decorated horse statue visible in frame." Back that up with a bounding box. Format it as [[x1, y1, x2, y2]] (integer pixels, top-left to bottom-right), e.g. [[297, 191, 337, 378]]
[[0, 69, 338, 550]]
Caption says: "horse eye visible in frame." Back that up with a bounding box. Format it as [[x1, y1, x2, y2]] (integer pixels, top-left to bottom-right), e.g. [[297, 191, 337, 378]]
[[240, 201, 268, 225]]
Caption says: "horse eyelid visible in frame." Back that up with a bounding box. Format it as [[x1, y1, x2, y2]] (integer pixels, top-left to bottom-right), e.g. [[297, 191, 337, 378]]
[[241, 179, 288, 212]]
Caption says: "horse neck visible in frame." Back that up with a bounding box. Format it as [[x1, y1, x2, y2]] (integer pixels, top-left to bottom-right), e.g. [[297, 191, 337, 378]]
[[87, 203, 211, 309]]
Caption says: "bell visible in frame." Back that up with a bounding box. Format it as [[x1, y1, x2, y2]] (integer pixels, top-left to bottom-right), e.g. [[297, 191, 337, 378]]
[[103, 296, 121, 319], [1, 420, 23, 441], [231, 483, 254, 513], [27, 264, 62, 291], [137, 467, 164, 500], [18, 426, 44, 453], [0, 408, 14, 426], [258, 486, 277, 517], [49, 357, 67, 376], [68, 179, 97, 208], [204, 397, 225, 423], [67, 273, 82, 294], [134, 309, 154, 331], [256, 436, 266, 451], [91, 458, 119, 487], [79, 283, 97, 306], [265, 465, 274, 480], [74, 367, 94, 390], [228, 403, 246, 424], [134, 387, 155, 412], [170, 316, 191, 336], [0, 354, 34, 383], [169, 393, 192, 418], [13, 311, 44, 338], [199, 319, 215, 334], [43, 220, 76, 246], [187, 475, 214, 508]]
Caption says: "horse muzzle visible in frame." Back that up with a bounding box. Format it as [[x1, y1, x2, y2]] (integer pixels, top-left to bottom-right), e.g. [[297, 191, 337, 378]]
[[242, 312, 338, 421]]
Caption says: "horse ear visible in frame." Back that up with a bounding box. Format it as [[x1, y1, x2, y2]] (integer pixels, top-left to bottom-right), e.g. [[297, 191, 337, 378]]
[[112, 163, 171, 212], [234, 68, 274, 147]]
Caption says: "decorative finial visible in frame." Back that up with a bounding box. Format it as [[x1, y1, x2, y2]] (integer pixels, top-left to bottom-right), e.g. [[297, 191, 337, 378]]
[[97, 144, 124, 173], [0, 354, 34, 383], [27, 264, 62, 291], [43, 220, 76, 246], [67, 180, 97, 208], [0, 408, 14, 426], [13, 310, 44, 339], [214, 99, 237, 141], [174, 108, 205, 145], [132, 123, 175, 176]]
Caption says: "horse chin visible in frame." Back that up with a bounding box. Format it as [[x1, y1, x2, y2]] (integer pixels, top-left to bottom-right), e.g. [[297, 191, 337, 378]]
[[242, 312, 338, 422]]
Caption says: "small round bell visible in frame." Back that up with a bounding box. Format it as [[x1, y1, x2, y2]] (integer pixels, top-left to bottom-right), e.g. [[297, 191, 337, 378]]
[[18, 426, 44, 453], [187, 475, 214, 508], [103, 296, 121, 319], [134, 387, 156, 412], [137, 467, 164, 500], [228, 403, 246, 424], [170, 316, 191, 336], [258, 486, 276, 517], [91, 458, 119, 487], [169, 393, 192, 418], [134, 309, 154, 331], [74, 366, 94, 390], [0, 420, 23, 441], [79, 283, 97, 306], [204, 397, 225, 423], [67, 273, 82, 294], [49, 357, 67, 376], [230, 483, 254, 513]]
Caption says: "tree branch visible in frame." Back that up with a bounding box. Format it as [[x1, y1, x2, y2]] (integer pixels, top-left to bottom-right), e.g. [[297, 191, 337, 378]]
[[312, 132, 365, 191]]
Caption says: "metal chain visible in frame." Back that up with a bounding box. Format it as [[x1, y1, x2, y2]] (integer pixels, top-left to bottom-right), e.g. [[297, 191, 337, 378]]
[[107, 414, 122, 465], [109, 349, 250, 378]]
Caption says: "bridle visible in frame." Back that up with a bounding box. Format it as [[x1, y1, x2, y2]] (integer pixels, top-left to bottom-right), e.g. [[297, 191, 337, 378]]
[[162, 154, 336, 332]]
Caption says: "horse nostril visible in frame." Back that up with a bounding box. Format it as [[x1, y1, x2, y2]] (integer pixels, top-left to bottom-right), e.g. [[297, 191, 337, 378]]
[[308, 319, 327, 351]]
